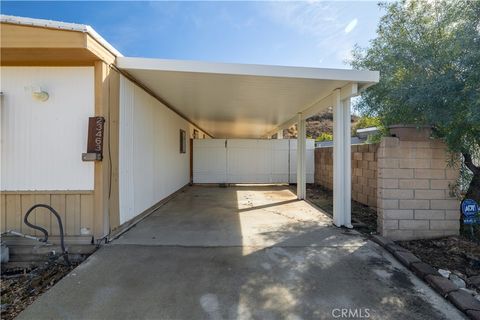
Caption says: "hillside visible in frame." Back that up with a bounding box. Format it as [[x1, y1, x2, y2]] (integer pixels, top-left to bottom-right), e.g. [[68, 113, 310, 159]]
[[282, 109, 359, 139]]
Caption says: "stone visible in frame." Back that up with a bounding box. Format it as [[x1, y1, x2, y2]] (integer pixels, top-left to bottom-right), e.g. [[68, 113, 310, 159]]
[[370, 234, 393, 247], [449, 274, 466, 288], [466, 310, 480, 320], [410, 262, 439, 280], [475, 295, 480, 302], [393, 250, 421, 267], [438, 269, 451, 278], [425, 275, 458, 296], [385, 243, 408, 254], [459, 288, 477, 296], [447, 290, 480, 312], [468, 276, 480, 290]]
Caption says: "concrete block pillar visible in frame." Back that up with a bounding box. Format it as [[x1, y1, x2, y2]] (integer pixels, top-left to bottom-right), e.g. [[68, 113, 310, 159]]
[[377, 136, 460, 240]]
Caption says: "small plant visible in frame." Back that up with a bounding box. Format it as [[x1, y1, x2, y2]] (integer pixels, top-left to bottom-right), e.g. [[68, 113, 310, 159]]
[[352, 115, 388, 143], [316, 132, 333, 142], [352, 116, 381, 135], [365, 131, 384, 144]]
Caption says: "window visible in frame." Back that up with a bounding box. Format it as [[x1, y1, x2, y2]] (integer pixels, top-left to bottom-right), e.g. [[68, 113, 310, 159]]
[[180, 129, 186, 153]]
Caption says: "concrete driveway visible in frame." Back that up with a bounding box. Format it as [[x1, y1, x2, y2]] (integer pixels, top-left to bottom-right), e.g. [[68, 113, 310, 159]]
[[18, 185, 464, 320]]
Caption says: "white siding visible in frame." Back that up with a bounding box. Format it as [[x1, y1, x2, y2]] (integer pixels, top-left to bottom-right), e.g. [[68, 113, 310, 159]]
[[0, 67, 94, 191], [119, 76, 205, 224]]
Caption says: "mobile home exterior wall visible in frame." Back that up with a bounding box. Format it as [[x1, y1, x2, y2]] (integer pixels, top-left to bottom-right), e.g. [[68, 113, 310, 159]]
[[0, 66, 95, 238], [1, 67, 95, 190], [118, 75, 207, 224]]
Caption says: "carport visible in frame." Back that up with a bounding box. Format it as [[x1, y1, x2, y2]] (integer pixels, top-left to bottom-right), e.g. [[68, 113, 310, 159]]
[[5, 16, 465, 319], [116, 57, 379, 227]]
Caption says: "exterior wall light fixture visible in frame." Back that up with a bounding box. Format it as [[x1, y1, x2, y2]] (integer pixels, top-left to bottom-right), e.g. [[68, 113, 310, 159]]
[[32, 87, 49, 102]]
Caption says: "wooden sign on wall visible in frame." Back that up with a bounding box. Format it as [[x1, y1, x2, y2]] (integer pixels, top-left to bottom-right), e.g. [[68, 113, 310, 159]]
[[83, 117, 105, 161]]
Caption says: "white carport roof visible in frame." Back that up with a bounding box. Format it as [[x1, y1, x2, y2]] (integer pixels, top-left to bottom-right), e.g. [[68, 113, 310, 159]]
[[117, 57, 379, 138]]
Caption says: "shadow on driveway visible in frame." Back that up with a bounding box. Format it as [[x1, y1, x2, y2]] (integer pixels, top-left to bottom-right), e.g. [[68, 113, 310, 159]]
[[17, 186, 465, 320]]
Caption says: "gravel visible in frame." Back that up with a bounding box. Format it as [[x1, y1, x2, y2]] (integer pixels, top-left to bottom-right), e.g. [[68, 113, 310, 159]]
[[1, 259, 83, 320]]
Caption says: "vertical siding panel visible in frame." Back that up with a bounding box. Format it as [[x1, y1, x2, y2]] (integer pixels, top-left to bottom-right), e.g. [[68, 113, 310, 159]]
[[119, 75, 215, 224], [1, 194, 6, 233], [65, 194, 80, 235], [119, 76, 135, 224], [108, 70, 121, 231], [80, 194, 94, 236], [0, 67, 94, 191], [34, 194, 51, 235], [20, 194, 35, 235], [50, 194, 66, 236], [6, 195, 22, 232]]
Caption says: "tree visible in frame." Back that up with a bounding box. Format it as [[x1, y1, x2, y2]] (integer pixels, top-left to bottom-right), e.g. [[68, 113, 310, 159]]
[[351, 0, 480, 203]]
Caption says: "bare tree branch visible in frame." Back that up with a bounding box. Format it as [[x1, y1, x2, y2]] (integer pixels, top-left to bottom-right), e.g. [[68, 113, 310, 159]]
[[463, 153, 480, 175]]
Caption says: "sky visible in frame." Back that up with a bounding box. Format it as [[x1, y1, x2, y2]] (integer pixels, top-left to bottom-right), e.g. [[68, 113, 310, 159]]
[[2, 1, 385, 69]]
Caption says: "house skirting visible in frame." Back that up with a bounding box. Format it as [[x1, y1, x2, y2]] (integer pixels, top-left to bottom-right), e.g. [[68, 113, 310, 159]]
[[1, 191, 94, 242]]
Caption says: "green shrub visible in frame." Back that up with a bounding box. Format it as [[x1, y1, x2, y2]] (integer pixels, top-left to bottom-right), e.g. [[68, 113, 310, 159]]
[[352, 116, 382, 136], [316, 132, 333, 142]]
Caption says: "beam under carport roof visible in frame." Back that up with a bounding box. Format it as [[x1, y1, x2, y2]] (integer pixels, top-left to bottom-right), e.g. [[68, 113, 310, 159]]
[[116, 57, 379, 139], [263, 82, 360, 138]]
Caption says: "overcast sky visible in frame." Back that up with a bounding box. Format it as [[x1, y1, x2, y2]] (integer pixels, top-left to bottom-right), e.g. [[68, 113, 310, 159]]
[[3, 1, 385, 69]]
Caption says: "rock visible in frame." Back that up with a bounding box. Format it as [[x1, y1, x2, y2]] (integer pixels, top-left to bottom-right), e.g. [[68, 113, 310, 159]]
[[371, 235, 393, 247], [393, 250, 421, 267], [467, 309, 480, 320], [452, 270, 466, 279], [475, 294, 480, 302], [447, 290, 480, 312], [438, 269, 451, 278], [468, 276, 480, 290], [385, 243, 408, 254], [425, 275, 459, 296], [450, 274, 466, 288], [459, 287, 477, 296], [410, 262, 439, 280]]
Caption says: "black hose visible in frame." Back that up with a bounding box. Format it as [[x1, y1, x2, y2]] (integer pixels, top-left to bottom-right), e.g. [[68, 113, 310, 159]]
[[24, 204, 70, 265]]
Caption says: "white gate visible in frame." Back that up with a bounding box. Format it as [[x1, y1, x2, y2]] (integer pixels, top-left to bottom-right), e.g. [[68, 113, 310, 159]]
[[193, 139, 314, 184]]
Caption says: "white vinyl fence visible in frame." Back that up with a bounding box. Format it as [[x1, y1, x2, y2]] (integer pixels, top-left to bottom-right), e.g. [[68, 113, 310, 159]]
[[193, 139, 314, 184]]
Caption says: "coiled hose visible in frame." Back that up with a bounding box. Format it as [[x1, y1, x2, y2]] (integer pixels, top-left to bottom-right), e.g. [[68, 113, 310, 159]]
[[24, 204, 70, 266]]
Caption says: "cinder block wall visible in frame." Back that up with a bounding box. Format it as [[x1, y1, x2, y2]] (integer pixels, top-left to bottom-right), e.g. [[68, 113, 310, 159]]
[[314, 147, 333, 190], [377, 137, 460, 240], [314, 143, 379, 207]]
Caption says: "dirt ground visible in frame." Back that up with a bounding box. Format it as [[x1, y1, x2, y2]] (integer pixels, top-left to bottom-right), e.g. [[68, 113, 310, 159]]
[[1, 258, 82, 320], [306, 185, 377, 233], [306, 185, 480, 278], [398, 237, 480, 277]]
